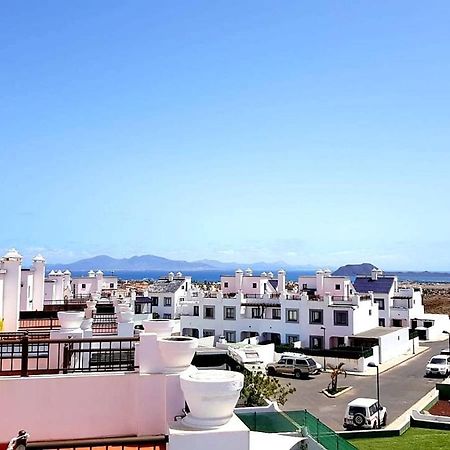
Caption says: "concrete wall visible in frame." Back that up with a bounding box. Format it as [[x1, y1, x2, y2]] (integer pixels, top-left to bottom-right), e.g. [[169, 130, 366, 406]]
[[378, 328, 410, 363], [0, 371, 185, 442]]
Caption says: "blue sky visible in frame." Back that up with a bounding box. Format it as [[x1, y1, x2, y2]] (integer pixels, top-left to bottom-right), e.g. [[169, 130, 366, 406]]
[[1, 1, 450, 270]]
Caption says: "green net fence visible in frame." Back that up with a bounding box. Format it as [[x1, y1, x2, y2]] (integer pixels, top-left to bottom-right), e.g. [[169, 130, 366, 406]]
[[236, 410, 357, 450]]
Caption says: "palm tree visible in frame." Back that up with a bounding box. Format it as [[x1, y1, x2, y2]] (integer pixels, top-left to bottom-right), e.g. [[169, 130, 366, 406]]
[[327, 362, 347, 394]]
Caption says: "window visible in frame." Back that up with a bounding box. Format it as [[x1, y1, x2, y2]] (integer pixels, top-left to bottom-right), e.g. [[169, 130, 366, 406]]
[[164, 297, 172, 307], [286, 309, 299, 323], [272, 308, 281, 320], [151, 297, 159, 307], [224, 282, 229, 288], [109, 283, 114, 288], [374, 298, 385, 310], [224, 306, 236, 320], [224, 330, 236, 343], [193, 305, 199, 316], [179, 297, 184, 302], [251, 308, 261, 318], [203, 329, 215, 338], [309, 335, 324, 349], [163, 313, 171, 319], [335, 284, 341, 290], [334, 310, 348, 326], [82, 284, 86, 289], [252, 283, 257, 288], [302, 283, 308, 289], [424, 321, 433, 328], [369, 309, 372, 316], [309, 309, 323, 325], [204, 306, 215, 319], [286, 334, 300, 345]]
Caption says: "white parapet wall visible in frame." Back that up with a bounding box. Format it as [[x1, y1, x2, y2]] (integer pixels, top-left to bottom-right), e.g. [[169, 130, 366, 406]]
[[0, 371, 185, 443]]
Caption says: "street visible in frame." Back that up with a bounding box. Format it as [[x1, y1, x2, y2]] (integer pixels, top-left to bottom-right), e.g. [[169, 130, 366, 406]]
[[277, 341, 446, 430]]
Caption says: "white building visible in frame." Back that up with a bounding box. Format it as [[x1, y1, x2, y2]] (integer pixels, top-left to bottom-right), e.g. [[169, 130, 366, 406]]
[[354, 268, 450, 340], [181, 269, 379, 348], [0, 249, 48, 330], [71, 270, 118, 297], [136, 272, 193, 320]]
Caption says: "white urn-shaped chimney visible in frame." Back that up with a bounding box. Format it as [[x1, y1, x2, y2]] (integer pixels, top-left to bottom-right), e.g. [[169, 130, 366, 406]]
[[180, 369, 244, 429]]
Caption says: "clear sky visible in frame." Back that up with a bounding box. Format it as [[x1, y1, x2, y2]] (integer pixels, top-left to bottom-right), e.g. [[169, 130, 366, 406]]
[[1, 1, 450, 270]]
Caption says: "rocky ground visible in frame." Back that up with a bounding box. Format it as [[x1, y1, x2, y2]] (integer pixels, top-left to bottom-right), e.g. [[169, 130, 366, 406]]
[[421, 284, 450, 315]]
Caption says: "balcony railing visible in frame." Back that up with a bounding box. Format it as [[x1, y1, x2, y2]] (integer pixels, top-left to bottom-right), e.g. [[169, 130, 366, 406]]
[[0, 335, 138, 377], [26, 435, 167, 450]]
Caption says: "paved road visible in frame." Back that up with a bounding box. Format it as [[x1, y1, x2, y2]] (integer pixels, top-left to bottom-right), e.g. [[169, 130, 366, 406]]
[[276, 341, 447, 430]]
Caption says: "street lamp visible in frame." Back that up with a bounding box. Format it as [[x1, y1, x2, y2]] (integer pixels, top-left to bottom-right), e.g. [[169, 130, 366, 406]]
[[443, 331, 450, 351], [321, 326, 326, 369], [368, 362, 381, 429]]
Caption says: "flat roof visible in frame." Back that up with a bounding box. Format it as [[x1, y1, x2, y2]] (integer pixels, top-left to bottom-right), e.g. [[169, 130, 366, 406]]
[[348, 398, 377, 407], [354, 326, 404, 339]]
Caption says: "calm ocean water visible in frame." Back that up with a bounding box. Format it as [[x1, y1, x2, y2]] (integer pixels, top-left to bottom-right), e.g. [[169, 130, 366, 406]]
[[67, 270, 450, 283]]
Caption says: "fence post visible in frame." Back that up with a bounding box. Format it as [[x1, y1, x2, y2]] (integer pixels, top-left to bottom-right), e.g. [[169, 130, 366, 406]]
[[21, 333, 29, 377], [63, 343, 70, 374]]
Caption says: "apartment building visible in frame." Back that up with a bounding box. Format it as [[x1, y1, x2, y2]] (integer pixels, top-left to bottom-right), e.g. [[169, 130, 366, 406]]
[[180, 269, 378, 348], [354, 268, 450, 340], [135, 272, 193, 319]]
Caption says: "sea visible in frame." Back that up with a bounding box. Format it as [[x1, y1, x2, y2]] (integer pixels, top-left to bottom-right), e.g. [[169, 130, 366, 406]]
[[67, 270, 450, 283]]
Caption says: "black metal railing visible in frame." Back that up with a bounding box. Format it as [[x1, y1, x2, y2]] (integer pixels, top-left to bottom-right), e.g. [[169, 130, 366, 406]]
[[19, 317, 60, 330], [274, 344, 374, 359], [0, 335, 138, 376], [92, 313, 118, 335]]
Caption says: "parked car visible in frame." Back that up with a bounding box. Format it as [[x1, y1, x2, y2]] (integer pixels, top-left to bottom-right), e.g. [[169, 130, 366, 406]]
[[343, 398, 387, 430], [425, 355, 450, 377], [266, 353, 319, 378]]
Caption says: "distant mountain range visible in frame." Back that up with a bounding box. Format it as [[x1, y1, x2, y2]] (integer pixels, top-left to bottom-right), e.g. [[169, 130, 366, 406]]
[[48, 254, 316, 272], [47, 256, 450, 279]]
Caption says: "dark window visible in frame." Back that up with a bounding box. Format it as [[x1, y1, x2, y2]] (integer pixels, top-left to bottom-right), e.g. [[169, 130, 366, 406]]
[[302, 283, 308, 289], [286, 335, 299, 344], [224, 330, 236, 343], [203, 329, 215, 337], [163, 313, 171, 319], [374, 298, 385, 310], [81, 284, 86, 289], [193, 305, 199, 316], [369, 309, 372, 316], [334, 310, 348, 326], [335, 284, 341, 290], [424, 321, 433, 328], [309, 309, 323, 324], [151, 296, 159, 307], [252, 283, 257, 288], [251, 308, 261, 318], [272, 308, 281, 320], [164, 297, 172, 307], [204, 306, 215, 319], [224, 282, 229, 288], [224, 306, 236, 320], [286, 309, 299, 323], [109, 283, 114, 288], [309, 335, 324, 349]]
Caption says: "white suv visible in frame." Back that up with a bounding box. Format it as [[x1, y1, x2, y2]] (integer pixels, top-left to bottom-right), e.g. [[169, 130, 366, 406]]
[[343, 398, 387, 429], [425, 355, 450, 377]]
